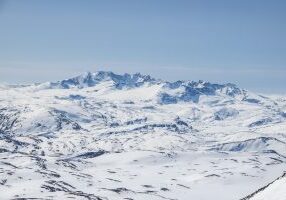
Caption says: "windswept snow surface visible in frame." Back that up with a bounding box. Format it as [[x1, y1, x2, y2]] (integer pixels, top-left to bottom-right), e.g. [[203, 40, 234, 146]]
[[242, 173, 286, 200], [0, 71, 285, 200]]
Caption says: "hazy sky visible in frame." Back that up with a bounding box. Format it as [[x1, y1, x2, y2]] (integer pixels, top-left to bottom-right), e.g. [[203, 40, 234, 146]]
[[0, 0, 285, 93]]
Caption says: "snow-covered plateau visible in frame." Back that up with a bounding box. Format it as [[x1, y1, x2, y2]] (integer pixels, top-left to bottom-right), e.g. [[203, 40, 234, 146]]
[[0, 71, 285, 200]]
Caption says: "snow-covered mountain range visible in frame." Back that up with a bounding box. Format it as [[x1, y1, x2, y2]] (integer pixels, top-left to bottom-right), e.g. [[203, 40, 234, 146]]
[[0, 71, 285, 200]]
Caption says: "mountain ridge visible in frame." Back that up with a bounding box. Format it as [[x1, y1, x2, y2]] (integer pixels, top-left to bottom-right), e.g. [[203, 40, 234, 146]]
[[42, 71, 243, 92], [32, 71, 249, 104]]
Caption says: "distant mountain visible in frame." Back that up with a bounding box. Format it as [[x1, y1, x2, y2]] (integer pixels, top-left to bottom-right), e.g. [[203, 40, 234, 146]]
[[35, 71, 253, 104], [46, 71, 157, 89]]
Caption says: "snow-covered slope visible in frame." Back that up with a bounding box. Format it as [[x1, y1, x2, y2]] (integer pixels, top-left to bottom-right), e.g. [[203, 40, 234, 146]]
[[242, 173, 286, 200], [0, 71, 285, 200]]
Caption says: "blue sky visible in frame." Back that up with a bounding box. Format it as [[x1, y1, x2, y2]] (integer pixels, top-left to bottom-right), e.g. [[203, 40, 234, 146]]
[[0, 0, 285, 93]]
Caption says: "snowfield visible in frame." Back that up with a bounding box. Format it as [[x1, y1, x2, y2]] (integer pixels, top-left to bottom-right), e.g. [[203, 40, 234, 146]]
[[242, 173, 286, 200], [0, 71, 285, 200]]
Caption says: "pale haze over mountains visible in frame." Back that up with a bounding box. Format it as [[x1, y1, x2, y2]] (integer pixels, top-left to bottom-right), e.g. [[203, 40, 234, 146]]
[[0, 0, 286, 93]]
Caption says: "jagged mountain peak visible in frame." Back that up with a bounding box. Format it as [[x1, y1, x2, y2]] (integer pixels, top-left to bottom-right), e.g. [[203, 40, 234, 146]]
[[44, 71, 242, 93], [33, 71, 249, 104], [49, 71, 158, 89], [163, 79, 243, 95]]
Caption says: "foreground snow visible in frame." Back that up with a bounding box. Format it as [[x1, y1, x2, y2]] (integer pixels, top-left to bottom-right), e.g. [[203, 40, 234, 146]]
[[0, 71, 285, 200], [242, 173, 286, 200]]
